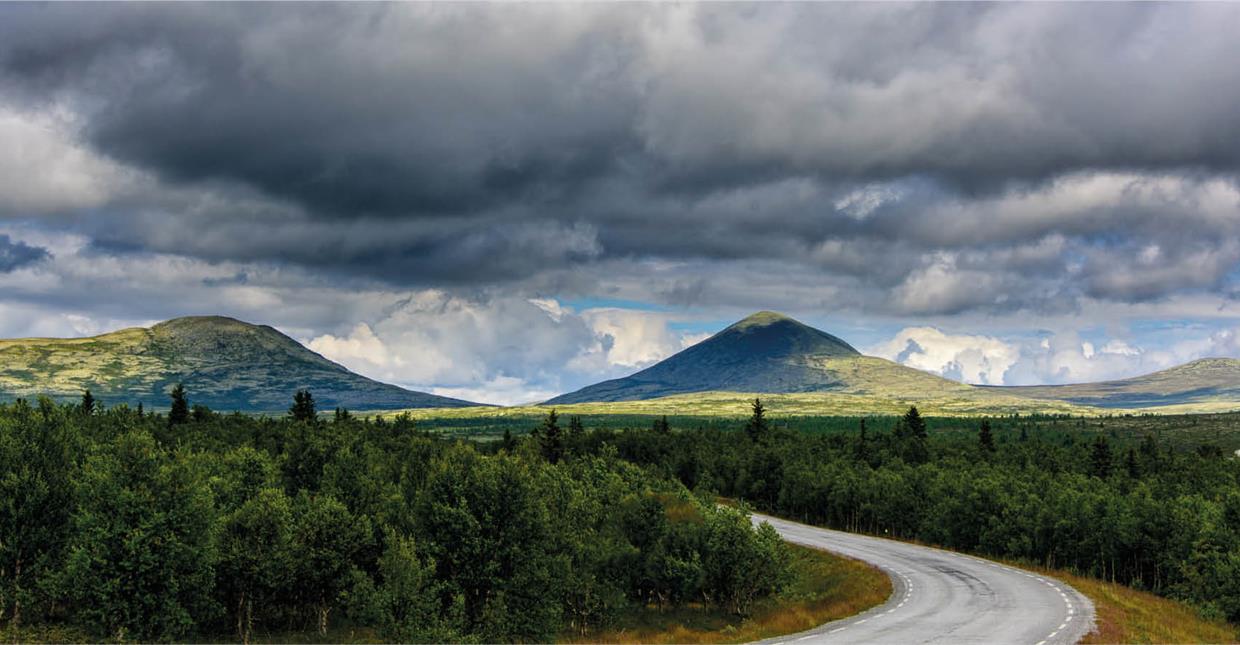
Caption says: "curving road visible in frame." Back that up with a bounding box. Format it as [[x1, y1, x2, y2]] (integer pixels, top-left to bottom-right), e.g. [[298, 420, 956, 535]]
[[753, 513, 1095, 645]]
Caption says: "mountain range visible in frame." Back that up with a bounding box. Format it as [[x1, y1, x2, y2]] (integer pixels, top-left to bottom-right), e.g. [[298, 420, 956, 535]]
[[2, 311, 1239, 415], [0, 316, 477, 412], [548, 311, 1240, 413]]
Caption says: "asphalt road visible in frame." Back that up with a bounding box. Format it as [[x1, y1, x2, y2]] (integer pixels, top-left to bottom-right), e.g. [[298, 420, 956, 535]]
[[753, 513, 1096, 645]]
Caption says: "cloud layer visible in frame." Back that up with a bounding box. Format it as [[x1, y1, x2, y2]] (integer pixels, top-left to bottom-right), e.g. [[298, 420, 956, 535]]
[[306, 294, 702, 404], [872, 323, 1240, 388], [1, 4, 1240, 398]]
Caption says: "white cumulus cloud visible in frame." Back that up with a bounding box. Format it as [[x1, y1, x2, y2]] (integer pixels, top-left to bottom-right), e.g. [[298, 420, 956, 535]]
[[307, 294, 703, 405], [875, 323, 1240, 387], [869, 327, 1019, 385]]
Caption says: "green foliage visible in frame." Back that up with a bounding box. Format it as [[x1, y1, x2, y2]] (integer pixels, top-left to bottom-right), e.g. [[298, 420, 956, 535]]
[[600, 410, 1240, 626], [217, 488, 293, 643], [414, 446, 562, 641], [0, 400, 77, 626], [745, 398, 769, 443], [191, 404, 214, 423], [701, 508, 791, 616], [64, 430, 216, 641], [79, 390, 95, 416], [537, 409, 564, 464], [892, 406, 929, 463], [903, 405, 927, 440], [1090, 435, 1113, 479], [978, 418, 995, 453], [361, 530, 454, 643], [289, 389, 317, 423], [291, 493, 371, 634], [168, 383, 189, 427]]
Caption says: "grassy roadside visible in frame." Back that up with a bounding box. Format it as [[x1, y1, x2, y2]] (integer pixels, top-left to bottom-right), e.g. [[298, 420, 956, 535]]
[[567, 544, 891, 644], [1016, 566, 1239, 644], [739, 508, 1237, 644], [928, 552, 1237, 643], [892, 548, 1238, 643]]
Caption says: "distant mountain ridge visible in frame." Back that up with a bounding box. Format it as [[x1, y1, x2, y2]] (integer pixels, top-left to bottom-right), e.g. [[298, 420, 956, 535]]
[[0, 316, 478, 412], [988, 357, 1240, 408], [546, 311, 1240, 412]]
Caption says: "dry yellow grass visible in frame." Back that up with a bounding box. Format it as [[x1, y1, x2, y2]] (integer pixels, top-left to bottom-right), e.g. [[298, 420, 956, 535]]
[[725, 507, 1238, 645], [1022, 567, 1238, 644], [567, 544, 891, 644]]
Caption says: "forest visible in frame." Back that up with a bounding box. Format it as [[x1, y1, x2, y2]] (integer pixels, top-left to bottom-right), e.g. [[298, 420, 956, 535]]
[[2, 390, 1239, 642], [598, 402, 1240, 627], [0, 392, 788, 642]]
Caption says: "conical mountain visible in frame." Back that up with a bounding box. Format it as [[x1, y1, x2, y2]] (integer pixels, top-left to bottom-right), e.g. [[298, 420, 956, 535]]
[[546, 311, 861, 404], [0, 315, 479, 412]]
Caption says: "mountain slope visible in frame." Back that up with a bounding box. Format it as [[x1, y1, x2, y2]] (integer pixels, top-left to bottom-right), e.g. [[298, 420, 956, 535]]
[[545, 311, 1240, 413], [0, 316, 478, 412], [547, 311, 864, 404], [991, 358, 1240, 408]]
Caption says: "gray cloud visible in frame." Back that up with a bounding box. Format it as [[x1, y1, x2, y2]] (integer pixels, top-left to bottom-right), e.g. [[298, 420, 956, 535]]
[[0, 235, 49, 272], [1, 3, 1240, 318]]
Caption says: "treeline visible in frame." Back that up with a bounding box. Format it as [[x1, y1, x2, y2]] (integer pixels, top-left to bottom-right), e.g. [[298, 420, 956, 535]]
[[0, 393, 790, 642], [591, 402, 1240, 625]]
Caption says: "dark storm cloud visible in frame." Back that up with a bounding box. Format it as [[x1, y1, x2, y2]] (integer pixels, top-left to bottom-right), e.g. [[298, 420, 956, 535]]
[[0, 3, 641, 216], [0, 235, 49, 272], [3, 3, 1240, 314]]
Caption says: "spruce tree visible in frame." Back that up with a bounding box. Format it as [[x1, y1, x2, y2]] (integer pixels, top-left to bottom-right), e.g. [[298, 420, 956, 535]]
[[903, 406, 927, 441], [978, 419, 995, 453], [653, 415, 670, 434], [168, 383, 190, 427], [80, 390, 96, 416], [289, 390, 316, 423], [745, 398, 769, 443], [539, 409, 564, 464], [855, 418, 868, 461], [1089, 435, 1112, 478], [136, 402, 144, 418], [897, 406, 929, 464]]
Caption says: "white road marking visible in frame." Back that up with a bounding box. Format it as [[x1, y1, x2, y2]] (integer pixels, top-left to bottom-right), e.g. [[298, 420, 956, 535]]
[[754, 513, 1094, 645]]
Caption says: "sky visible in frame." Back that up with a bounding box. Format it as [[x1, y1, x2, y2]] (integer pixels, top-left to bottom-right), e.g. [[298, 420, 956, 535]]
[[3, 3, 1240, 404]]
